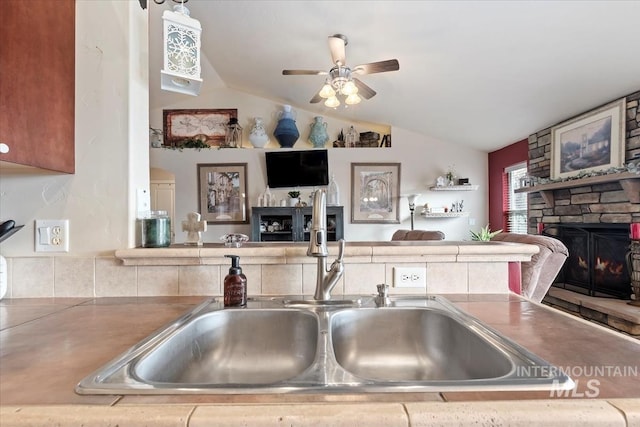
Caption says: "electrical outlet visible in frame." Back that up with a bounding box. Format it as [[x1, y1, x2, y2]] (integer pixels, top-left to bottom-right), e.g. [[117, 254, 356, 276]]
[[35, 220, 69, 252], [393, 267, 426, 288]]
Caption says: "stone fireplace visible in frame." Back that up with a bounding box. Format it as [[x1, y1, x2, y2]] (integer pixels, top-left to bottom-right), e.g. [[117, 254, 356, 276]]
[[523, 90, 640, 300]]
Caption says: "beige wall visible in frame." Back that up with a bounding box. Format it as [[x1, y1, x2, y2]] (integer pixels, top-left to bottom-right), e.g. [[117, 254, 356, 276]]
[[150, 87, 489, 243]]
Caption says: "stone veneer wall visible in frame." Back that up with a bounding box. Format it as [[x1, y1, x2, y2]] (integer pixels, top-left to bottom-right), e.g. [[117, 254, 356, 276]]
[[526, 90, 640, 231]]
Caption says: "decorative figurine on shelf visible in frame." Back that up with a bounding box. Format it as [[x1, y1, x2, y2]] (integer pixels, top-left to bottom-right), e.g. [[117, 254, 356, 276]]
[[436, 176, 446, 187], [345, 125, 358, 148], [273, 104, 299, 148], [182, 212, 207, 246], [288, 190, 300, 207], [309, 116, 329, 148], [327, 174, 340, 206], [445, 164, 457, 186], [451, 200, 464, 213], [223, 117, 243, 148], [249, 117, 269, 148]]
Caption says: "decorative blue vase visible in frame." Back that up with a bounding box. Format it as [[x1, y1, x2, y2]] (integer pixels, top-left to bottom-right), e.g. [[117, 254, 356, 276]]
[[273, 105, 299, 148], [309, 116, 329, 148]]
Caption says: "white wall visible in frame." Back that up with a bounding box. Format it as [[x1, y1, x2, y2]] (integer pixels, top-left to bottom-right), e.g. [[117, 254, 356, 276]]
[[150, 86, 488, 242], [0, 0, 148, 257]]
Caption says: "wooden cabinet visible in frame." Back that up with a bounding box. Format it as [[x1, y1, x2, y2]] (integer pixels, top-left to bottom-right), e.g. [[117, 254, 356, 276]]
[[0, 0, 75, 173], [251, 207, 344, 242]]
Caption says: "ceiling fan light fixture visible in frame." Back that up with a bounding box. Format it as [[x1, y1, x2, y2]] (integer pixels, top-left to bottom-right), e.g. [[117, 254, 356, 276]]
[[345, 93, 361, 105], [324, 96, 340, 108], [340, 80, 358, 96], [318, 83, 336, 99]]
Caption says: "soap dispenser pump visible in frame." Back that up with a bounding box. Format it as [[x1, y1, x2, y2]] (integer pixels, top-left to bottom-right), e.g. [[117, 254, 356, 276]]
[[224, 255, 247, 307]]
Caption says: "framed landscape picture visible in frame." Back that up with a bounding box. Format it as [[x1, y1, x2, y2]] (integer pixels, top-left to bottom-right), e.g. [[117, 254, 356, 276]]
[[197, 163, 248, 224], [550, 99, 626, 180], [351, 163, 401, 224]]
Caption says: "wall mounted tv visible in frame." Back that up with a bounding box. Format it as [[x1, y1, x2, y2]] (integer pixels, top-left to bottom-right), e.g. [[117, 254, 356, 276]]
[[265, 150, 329, 188]]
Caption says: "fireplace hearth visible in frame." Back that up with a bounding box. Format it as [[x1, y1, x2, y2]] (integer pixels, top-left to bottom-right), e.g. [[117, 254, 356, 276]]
[[544, 224, 631, 299]]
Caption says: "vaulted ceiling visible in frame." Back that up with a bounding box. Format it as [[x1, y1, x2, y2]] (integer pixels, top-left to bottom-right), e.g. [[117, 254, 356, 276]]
[[149, 0, 640, 153]]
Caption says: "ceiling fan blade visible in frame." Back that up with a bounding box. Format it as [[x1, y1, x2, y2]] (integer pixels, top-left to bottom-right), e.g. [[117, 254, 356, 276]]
[[328, 34, 347, 66], [282, 69, 328, 76], [352, 59, 399, 75], [353, 78, 376, 99], [310, 93, 323, 104]]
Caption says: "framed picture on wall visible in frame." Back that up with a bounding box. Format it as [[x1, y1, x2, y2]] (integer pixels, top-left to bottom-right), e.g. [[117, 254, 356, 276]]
[[197, 163, 248, 224], [163, 109, 237, 147], [550, 98, 626, 180], [351, 163, 401, 224]]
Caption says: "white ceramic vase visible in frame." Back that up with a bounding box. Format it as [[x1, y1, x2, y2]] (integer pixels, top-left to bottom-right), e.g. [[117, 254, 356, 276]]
[[249, 117, 269, 148]]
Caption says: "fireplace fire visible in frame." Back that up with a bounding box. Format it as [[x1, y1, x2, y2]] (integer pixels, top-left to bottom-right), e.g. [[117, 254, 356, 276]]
[[543, 224, 631, 299]]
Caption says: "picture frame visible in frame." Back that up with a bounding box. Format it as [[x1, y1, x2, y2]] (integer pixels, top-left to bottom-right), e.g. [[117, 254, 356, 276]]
[[550, 98, 626, 180], [163, 109, 237, 147], [197, 163, 248, 224], [351, 163, 401, 224]]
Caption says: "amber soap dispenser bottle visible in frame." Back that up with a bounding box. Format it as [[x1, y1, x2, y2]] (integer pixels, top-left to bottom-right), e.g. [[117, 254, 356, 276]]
[[224, 255, 247, 307]]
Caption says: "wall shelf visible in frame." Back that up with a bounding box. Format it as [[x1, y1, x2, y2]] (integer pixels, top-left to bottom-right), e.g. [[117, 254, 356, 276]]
[[429, 184, 479, 191], [420, 211, 469, 218], [515, 172, 640, 207]]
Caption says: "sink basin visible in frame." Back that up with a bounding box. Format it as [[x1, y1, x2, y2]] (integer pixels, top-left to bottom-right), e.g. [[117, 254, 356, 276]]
[[331, 308, 513, 381], [76, 296, 573, 394], [133, 309, 318, 385]]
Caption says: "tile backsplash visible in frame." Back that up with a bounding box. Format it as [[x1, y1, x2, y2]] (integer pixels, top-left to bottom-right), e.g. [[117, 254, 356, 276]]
[[3, 242, 527, 298]]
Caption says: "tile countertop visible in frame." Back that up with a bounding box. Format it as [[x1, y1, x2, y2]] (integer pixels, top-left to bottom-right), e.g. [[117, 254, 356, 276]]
[[1, 295, 638, 426]]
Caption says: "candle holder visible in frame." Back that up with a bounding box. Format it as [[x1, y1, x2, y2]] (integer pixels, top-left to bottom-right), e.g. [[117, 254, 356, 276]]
[[629, 240, 640, 307]]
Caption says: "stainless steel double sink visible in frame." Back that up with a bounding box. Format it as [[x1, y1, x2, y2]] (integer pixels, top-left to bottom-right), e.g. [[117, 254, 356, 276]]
[[76, 296, 573, 394]]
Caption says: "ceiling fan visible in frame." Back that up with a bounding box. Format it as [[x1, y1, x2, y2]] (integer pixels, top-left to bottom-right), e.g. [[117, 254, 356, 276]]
[[282, 34, 399, 107]]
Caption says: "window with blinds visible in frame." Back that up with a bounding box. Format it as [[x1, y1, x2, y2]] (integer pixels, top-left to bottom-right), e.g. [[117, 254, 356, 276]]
[[504, 162, 528, 234]]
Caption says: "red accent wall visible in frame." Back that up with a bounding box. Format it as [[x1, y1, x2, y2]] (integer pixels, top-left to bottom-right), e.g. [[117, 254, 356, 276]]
[[488, 139, 528, 231]]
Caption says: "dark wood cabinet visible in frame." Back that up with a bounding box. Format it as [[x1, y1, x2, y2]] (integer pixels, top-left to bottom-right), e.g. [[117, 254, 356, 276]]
[[0, 0, 75, 173], [251, 207, 344, 242]]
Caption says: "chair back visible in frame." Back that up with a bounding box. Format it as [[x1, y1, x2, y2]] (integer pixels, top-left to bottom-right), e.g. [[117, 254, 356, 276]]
[[391, 229, 445, 241]]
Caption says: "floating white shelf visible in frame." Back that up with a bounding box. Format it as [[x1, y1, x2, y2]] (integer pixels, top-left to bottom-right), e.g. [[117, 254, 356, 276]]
[[420, 211, 469, 218], [429, 185, 479, 191]]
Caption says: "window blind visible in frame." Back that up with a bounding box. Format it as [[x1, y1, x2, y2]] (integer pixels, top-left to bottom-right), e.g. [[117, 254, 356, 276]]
[[504, 163, 528, 234]]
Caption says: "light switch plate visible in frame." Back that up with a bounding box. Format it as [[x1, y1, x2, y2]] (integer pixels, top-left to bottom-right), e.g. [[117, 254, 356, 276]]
[[35, 220, 69, 252], [137, 188, 151, 217]]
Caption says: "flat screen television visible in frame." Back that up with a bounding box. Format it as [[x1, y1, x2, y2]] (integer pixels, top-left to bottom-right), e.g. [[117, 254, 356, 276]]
[[265, 149, 329, 188]]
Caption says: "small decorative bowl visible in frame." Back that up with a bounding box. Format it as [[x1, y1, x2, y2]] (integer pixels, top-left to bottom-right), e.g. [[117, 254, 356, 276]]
[[220, 233, 249, 248]]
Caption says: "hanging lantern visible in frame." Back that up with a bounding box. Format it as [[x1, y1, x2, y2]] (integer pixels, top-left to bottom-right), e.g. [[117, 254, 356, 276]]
[[161, 3, 202, 96], [223, 118, 243, 148]]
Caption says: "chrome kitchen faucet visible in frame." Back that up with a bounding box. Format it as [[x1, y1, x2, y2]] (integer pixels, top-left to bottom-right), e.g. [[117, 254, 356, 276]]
[[307, 189, 345, 301]]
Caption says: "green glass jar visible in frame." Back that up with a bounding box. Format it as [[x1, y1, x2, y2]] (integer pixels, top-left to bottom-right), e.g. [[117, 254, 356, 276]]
[[139, 211, 171, 248]]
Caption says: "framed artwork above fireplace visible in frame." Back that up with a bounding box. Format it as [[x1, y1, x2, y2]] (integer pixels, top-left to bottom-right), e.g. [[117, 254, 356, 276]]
[[550, 98, 626, 180]]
